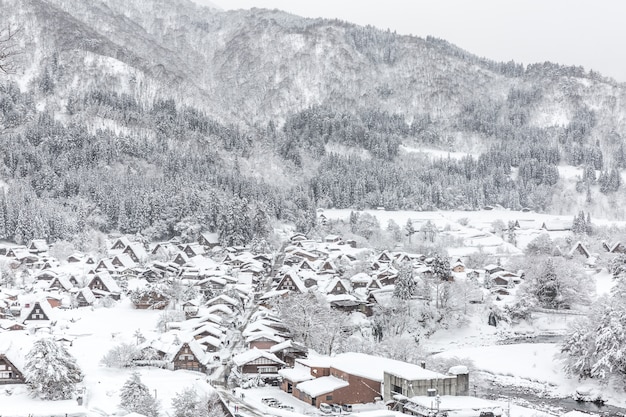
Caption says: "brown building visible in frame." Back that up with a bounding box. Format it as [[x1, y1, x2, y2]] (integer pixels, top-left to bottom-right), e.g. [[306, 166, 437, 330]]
[[280, 353, 469, 409], [0, 354, 25, 384], [170, 341, 208, 373]]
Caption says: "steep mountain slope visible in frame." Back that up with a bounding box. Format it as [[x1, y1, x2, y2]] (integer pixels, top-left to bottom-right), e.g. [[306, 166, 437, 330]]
[[1, 0, 626, 245]]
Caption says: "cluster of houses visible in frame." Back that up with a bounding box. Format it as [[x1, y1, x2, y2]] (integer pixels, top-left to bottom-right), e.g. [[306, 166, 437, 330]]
[[0, 231, 507, 410], [0, 232, 273, 385]]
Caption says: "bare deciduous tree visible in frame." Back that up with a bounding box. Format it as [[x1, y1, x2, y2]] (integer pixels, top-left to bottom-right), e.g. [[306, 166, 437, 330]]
[[0, 24, 22, 74]]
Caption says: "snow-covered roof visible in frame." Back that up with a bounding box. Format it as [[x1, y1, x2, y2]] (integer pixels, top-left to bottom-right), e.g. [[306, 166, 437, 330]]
[[79, 287, 96, 304], [331, 352, 449, 382], [232, 349, 286, 367], [90, 273, 121, 294], [113, 253, 137, 269], [296, 375, 349, 397], [269, 339, 307, 354], [245, 332, 284, 344], [278, 367, 315, 383], [206, 304, 235, 317], [205, 294, 240, 307], [197, 335, 222, 348]]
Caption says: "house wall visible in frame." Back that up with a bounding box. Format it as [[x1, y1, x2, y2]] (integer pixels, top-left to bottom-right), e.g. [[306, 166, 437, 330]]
[[0, 357, 24, 385], [383, 373, 460, 402], [249, 340, 278, 350], [329, 368, 382, 405], [241, 363, 281, 375]]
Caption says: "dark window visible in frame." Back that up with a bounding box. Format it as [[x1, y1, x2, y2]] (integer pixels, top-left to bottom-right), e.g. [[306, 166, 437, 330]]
[[391, 384, 403, 395], [326, 395, 333, 401]]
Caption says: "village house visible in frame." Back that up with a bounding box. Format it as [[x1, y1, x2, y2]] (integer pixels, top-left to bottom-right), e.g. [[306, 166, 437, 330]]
[[170, 341, 209, 373], [275, 271, 307, 294], [28, 239, 49, 254], [0, 353, 25, 385], [280, 353, 469, 409], [87, 273, 122, 300], [269, 340, 308, 367], [198, 232, 220, 250], [232, 348, 286, 382], [75, 287, 96, 307], [21, 300, 55, 324]]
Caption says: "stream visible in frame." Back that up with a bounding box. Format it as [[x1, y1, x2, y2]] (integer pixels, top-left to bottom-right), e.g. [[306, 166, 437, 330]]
[[473, 371, 626, 416]]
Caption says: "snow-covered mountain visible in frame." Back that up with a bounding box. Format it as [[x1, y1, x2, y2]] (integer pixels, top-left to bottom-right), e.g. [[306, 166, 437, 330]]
[[1, 0, 626, 244]]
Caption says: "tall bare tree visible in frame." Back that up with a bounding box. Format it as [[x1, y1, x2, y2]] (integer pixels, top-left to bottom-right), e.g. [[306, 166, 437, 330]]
[[0, 24, 22, 74]]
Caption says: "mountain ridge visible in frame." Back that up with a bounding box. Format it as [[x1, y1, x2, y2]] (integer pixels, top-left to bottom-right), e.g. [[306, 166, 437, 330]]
[[0, 0, 626, 246]]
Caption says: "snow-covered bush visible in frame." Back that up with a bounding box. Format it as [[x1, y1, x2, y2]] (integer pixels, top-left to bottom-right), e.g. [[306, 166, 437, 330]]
[[24, 338, 83, 400], [101, 342, 139, 368]]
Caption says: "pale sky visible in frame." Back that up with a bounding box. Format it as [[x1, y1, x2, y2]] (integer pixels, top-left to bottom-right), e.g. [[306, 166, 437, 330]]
[[191, 0, 626, 82]]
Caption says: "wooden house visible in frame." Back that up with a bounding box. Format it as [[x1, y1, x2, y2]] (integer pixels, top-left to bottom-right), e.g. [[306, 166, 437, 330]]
[[246, 333, 284, 350], [198, 232, 220, 249], [269, 340, 308, 367], [28, 239, 49, 254], [132, 289, 170, 310], [325, 278, 350, 296], [0, 354, 25, 385], [110, 236, 132, 251], [350, 273, 372, 289], [123, 243, 148, 264], [21, 300, 54, 324], [87, 274, 121, 300], [232, 348, 286, 379], [170, 341, 209, 373], [568, 241, 591, 258], [112, 253, 137, 270], [275, 271, 307, 294], [317, 260, 338, 275], [75, 287, 96, 307], [173, 252, 190, 266], [182, 300, 201, 318]]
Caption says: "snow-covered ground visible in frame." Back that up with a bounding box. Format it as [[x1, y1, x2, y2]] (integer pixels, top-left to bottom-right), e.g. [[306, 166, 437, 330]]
[[0, 300, 218, 417]]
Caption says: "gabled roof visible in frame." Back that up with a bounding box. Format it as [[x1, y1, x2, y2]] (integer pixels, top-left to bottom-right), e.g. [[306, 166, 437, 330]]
[[269, 340, 308, 354], [88, 273, 121, 294], [206, 304, 235, 317], [125, 243, 148, 261], [205, 294, 240, 307], [113, 253, 137, 269], [21, 299, 55, 323], [170, 340, 209, 365], [110, 236, 132, 250], [297, 376, 349, 397], [276, 270, 307, 293], [245, 332, 285, 344], [48, 275, 74, 292], [78, 287, 96, 304], [28, 239, 49, 252], [232, 348, 286, 367]]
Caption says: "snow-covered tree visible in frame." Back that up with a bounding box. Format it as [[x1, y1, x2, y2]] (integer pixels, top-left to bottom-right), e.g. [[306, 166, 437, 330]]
[[524, 233, 553, 256], [393, 262, 416, 300], [273, 292, 349, 355], [119, 372, 160, 417], [517, 256, 593, 310], [404, 218, 416, 243], [561, 283, 626, 383], [24, 338, 83, 400]]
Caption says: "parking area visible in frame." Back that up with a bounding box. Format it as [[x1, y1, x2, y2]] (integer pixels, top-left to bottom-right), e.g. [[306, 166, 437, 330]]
[[234, 386, 382, 416]]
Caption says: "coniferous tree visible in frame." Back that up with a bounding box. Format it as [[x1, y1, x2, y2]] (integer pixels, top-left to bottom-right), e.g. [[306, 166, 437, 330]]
[[393, 262, 416, 300], [24, 338, 83, 400], [119, 372, 160, 417]]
